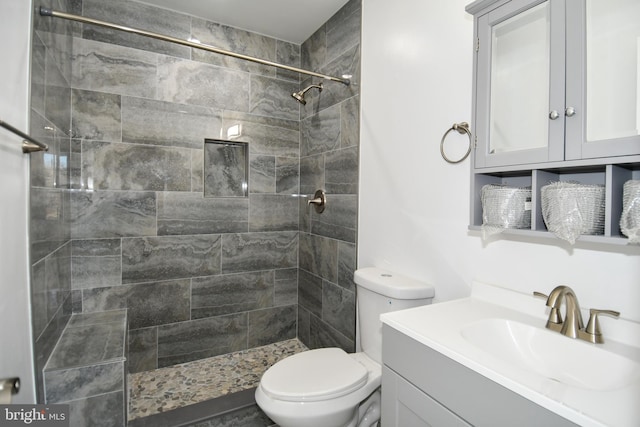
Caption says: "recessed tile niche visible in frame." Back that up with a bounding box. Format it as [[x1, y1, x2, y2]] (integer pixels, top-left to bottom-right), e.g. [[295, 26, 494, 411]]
[[204, 139, 249, 197]]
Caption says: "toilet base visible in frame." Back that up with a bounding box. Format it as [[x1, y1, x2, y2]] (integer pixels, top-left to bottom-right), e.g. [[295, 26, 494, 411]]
[[339, 389, 382, 427], [357, 389, 381, 427], [255, 386, 381, 427]]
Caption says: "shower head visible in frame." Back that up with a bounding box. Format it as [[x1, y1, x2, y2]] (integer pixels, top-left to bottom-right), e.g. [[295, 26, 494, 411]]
[[291, 83, 323, 105]]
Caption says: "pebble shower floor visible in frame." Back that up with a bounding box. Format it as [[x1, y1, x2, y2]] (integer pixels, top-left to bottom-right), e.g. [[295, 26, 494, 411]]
[[128, 339, 308, 420]]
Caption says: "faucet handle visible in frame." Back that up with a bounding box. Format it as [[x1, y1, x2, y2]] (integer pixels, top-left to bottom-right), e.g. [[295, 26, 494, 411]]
[[583, 308, 620, 344], [533, 291, 563, 329]]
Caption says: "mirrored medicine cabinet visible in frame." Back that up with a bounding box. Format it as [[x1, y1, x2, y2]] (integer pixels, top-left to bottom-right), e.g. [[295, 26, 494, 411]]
[[467, 0, 640, 244]]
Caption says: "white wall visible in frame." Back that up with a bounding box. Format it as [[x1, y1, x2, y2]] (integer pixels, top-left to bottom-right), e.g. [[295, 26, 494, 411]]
[[359, 0, 640, 324], [0, 0, 36, 403]]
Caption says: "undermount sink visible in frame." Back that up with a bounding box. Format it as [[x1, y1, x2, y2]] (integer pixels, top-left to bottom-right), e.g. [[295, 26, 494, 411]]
[[461, 318, 640, 391]]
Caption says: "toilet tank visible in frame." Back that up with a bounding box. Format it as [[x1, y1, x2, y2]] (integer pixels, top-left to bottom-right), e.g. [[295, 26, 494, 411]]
[[354, 267, 434, 364]]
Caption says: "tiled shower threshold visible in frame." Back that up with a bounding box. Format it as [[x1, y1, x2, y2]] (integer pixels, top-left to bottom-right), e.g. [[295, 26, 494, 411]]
[[128, 339, 308, 422]]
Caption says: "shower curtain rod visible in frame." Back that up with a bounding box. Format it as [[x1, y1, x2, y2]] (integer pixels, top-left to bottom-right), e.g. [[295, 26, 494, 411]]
[[0, 119, 49, 153], [39, 7, 351, 86]]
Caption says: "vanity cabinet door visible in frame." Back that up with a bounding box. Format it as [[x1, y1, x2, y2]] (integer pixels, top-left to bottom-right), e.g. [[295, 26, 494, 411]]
[[474, 0, 566, 168], [564, 0, 640, 160], [382, 366, 471, 427]]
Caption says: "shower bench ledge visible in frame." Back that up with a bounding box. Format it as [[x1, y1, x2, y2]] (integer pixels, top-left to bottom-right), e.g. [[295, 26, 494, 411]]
[[42, 309, 128, 426]]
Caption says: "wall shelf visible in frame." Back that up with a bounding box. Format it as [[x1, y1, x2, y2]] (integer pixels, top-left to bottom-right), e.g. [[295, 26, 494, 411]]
[[471, 162, 640, 245]]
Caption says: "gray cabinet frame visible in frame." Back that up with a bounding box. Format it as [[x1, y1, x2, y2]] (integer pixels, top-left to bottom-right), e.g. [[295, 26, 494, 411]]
[[474, 0, 566, 168]]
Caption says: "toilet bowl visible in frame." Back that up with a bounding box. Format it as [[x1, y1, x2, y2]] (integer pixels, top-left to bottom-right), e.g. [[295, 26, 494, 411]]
[[255, 349, 381, 427], [255, 267, 434, 427]]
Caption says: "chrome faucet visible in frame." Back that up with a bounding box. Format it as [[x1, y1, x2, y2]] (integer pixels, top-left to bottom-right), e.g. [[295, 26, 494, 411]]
[[534, 285, 620, 344]]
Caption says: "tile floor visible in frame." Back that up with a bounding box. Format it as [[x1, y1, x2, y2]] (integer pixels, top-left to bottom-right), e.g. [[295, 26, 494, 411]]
[[128, 339, 308, 420]]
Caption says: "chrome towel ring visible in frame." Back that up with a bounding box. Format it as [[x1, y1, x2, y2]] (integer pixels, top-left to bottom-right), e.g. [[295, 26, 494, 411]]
[[440, 122, 471, 164]]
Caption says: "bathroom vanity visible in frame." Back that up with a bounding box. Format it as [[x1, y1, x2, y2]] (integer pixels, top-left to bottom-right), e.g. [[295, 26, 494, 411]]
[[381, 326, 576, 426], [380, 282, 640, 427]]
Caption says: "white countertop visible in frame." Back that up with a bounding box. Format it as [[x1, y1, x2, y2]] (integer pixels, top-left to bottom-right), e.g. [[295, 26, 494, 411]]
[[381, 281, 640, 427]]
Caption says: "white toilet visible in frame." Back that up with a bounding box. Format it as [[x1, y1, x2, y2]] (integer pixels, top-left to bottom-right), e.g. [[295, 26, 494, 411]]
[[255, 267, 435, 427]]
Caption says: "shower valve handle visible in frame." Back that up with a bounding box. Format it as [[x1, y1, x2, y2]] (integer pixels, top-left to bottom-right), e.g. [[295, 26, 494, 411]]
[[307, 190, 326, 213]]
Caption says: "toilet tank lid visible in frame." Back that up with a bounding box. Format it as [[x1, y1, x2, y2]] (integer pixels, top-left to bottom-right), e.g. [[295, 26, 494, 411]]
[[354, 267, 435, 299]]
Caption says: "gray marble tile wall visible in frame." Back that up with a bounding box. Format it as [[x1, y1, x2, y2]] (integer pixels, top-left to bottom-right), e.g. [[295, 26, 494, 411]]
[[297, 0, 361, 354], [29, 0, 76, 404], [53, 0, 306, 376]]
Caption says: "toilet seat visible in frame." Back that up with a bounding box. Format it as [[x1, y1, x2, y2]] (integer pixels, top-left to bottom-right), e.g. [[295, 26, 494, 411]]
[[260, 348, 368, 402]]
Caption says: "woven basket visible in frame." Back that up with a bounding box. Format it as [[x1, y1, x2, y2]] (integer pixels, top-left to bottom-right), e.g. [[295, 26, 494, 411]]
[[481, 184, 532, 229], [620, 180, 640, 242], [541, 182, 605, 242]]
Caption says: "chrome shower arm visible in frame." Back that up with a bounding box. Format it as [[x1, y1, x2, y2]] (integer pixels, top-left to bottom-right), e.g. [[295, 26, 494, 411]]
[[292, 83, 323, 105]]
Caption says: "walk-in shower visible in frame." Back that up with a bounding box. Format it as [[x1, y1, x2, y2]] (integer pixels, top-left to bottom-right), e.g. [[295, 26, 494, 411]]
[[29, 0, 361, 425]]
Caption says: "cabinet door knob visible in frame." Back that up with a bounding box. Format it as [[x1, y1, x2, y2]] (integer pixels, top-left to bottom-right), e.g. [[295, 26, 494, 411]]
[[565, 107, 576, 117], [549, 110, 560, 120]]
